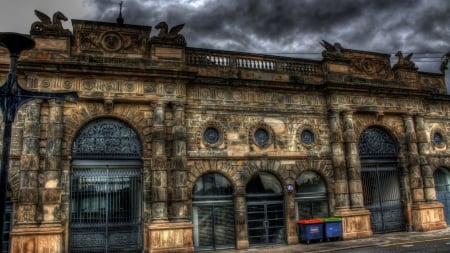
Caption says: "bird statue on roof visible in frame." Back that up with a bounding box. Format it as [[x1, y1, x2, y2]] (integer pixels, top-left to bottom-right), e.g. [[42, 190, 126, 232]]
[[394, 51, 417, 70], [152, 21, 186, 45], [320, 40, 345, 60]]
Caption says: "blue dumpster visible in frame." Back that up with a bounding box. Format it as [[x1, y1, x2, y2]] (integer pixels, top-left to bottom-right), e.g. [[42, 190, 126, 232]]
[[297, 218, 324, 244], [323, 217, 342, 241]]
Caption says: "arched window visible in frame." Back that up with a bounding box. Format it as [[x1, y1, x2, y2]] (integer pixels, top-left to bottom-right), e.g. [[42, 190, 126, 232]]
[[192, 173, 235, 251], [295, 171, 329, 219]]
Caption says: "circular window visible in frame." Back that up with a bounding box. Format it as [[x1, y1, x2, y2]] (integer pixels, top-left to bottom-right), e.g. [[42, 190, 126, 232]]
[[433, 132, 444, 146], [254, 128, 269, 147], [204, 127, 220, 145], [301, 130, 315, 145]]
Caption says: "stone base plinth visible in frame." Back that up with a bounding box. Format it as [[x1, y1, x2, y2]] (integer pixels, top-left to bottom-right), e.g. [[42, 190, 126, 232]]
[[236, 240, 249, 250], [334, 208, 373, 240], [412, 202, 447, 232], [147, 222, 193, 253], [10, 225, 64, 253], [287, 235, 299, 245]]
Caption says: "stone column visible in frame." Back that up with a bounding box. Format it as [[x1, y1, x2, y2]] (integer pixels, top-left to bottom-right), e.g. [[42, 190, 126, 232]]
[[414, 115, 436, 201], [403, 113, 425, 203], [151, 102, 168, 222], [342, 110, 364, 209], [170, 103, 189, 221], [328, 110, 350, 210]]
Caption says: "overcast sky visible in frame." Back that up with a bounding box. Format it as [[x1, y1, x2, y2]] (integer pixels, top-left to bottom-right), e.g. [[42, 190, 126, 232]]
[[1, 0, 449, 84]]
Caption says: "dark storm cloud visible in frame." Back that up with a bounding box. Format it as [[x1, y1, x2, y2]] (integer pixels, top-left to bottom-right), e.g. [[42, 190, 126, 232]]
[[85, 0, 449, 67]]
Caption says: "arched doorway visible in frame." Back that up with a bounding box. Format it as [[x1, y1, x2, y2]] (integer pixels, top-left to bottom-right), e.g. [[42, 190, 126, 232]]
[[69, 118, 143, 253], [295, 171, 329, 219], [434, 167, 450, 225], [192, 173, 235, 251], [359, 127, 405, 233], [246, 172, 285, 246], [2, 184, 13, 253]]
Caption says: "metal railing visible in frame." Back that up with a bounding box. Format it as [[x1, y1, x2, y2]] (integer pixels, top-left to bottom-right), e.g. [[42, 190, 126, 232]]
[[186, 48, 323, 76]]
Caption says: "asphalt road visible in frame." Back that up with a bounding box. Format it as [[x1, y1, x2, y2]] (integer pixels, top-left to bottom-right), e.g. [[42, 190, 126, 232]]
[[334, 237, 450, 253]]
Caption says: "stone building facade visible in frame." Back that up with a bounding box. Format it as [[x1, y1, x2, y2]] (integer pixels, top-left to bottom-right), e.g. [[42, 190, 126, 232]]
[[1, 11, 450, 253]]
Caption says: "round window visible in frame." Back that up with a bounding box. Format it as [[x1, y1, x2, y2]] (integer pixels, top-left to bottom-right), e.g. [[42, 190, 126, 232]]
[[301, 130, 315, 145], [204, 127, 220, 145], [254, 128, 269, 147], [433, 132, 444, 146]]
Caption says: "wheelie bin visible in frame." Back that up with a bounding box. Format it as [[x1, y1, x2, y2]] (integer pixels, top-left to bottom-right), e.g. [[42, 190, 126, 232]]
[[323, 217, 342, 241], [297, 218, 324, 244]]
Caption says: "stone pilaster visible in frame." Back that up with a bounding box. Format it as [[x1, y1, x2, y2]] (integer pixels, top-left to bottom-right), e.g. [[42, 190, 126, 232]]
[[328, 110, 349, 210], [403, 113, 425, 203], [410, 115, 446, 231], [342, 110, 363, 209], [235, 193, 249, 250], [40, 100, 64, 224], [151, 102, 168, 222], [17, 100, 42, 225], [414, 115, 436, 202], [170, 103, 189, 221], [285, 190, 298, 244]]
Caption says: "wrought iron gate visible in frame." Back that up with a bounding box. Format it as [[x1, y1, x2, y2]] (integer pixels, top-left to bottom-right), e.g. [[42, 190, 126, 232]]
[[247, 201, 285, 245], [69, 166, 142, 253], [361, 162, 405, 233], [359, 127, 405, 233]]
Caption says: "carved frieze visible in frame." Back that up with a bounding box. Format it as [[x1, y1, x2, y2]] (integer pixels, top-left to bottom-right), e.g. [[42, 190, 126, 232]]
[[328, 94, 421, 111], [350, 57, 394, 80], [72, 20, 151, 55]]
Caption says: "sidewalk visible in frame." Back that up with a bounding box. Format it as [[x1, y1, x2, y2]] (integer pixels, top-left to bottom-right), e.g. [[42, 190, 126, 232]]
[[218, 227, 450, 253]]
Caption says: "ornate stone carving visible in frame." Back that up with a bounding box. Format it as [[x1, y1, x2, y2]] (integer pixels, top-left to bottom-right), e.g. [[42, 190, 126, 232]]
[[350, 57, 393, 79], [30, 10, 71, 36], [151, 22, 186, 45]]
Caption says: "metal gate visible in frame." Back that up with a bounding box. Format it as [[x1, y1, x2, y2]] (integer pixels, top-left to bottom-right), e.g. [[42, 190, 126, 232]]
[[247, 201, 285, 245], [359, 127, 405, 233], [2, 201, 12, 253], [435, 168, 450, 226], [193, 203, 235, 251], [69, 166, 142, 253], [361, 161, 405, 233]]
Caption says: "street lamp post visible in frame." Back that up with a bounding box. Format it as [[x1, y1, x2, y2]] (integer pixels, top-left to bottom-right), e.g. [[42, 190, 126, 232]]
[[0, 32, 78, 251]]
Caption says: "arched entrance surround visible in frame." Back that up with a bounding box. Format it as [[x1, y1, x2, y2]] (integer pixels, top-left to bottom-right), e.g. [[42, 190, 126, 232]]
[[69, 118, 144, 253]]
